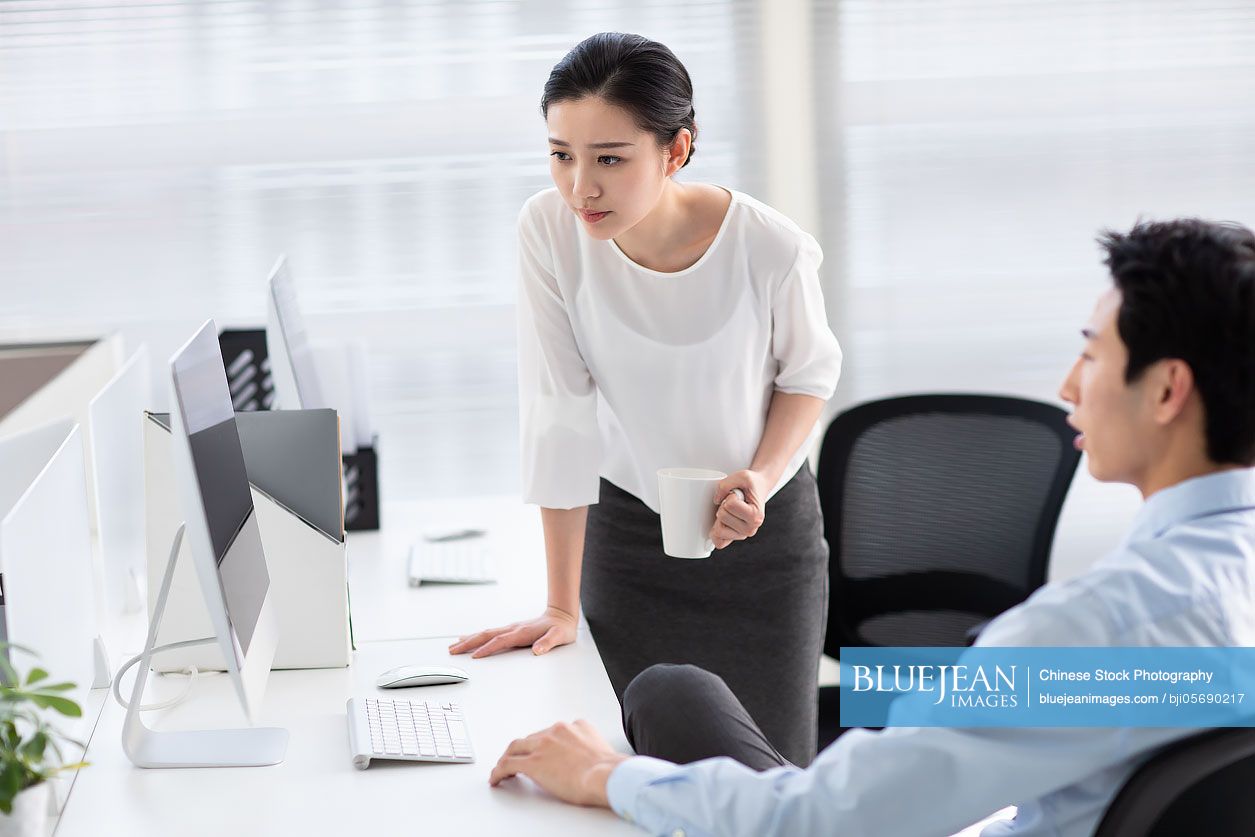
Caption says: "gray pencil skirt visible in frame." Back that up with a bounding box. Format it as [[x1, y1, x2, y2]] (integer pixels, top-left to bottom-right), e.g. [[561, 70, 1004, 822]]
[[580, 464, 829, 766]]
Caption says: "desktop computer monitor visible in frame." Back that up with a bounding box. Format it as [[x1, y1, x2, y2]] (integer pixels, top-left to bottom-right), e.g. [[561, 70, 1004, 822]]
[[168, 320, 278, 722], [265, 255, 324, 411], [265, 255, 369, 457], [123, 320, 286, 768], [168, 321, 276, 722], [119, 323, 284, 773]]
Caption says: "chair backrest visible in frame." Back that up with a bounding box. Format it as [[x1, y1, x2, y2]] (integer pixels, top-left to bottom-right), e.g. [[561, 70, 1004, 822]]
[[1094, 728, 1255, 836], [816, 394, 1080, 654]]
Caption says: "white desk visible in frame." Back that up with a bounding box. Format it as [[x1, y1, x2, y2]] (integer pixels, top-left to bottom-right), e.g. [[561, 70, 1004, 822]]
[[346, 497, 565, 642], [60, 495, 1013, 836], [55, 495, 630, 836], [58, 633, 636, 837]]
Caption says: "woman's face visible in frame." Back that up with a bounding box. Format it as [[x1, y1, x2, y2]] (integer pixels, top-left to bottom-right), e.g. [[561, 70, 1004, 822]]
[[545, 96, 676, 241]]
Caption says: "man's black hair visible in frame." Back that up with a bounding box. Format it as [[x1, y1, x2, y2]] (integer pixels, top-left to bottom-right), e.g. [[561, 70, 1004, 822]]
[[1100, 219, 1255, 464]]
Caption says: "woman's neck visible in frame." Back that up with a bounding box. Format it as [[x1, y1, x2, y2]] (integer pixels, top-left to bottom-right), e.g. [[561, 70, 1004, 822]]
[[613, 180, 708, 273]]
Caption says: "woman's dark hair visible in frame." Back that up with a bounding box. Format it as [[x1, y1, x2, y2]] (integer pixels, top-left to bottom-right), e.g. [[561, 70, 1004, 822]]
[[1100, 218, 1255, 465], [541, 32, 697, 168]]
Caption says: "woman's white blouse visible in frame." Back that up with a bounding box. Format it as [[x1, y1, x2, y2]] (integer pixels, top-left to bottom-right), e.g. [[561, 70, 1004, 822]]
[[517, 186, 842, 513]]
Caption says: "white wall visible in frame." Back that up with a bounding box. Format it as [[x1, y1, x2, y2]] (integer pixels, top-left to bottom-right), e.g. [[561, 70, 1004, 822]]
[[1, 2, 1251, 579]]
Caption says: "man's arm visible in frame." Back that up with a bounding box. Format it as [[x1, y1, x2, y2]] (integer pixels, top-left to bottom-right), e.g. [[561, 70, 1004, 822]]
[[598, 594, 1140, 836], [605, 721, 1194, 837], [490, 588, 1191, 836], [489, 712, 1186, 836]]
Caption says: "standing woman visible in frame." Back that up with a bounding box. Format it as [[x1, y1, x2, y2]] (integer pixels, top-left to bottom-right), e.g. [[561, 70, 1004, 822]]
[[450, 32, 841, 767]]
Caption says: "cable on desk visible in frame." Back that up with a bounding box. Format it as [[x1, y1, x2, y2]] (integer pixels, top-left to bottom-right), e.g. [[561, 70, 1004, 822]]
[[111, 638, 216, 712]]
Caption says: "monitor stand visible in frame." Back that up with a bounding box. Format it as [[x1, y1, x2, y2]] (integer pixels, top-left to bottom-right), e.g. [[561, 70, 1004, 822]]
[[121, 524, 288, 768]]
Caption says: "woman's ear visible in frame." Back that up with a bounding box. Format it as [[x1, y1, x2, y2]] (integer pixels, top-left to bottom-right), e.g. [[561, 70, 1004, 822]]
[[664, 128, 693, 176]]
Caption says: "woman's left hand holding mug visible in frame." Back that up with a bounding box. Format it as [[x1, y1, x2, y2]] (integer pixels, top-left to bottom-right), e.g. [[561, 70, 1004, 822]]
[[710, 469, 769, 549]]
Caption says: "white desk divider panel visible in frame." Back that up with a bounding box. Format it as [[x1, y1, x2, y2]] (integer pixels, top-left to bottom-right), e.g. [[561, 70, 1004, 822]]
[[88, 345, 151, 615], [144, 408, 352, 670], [0, 419, 111, 722], [0, 334, 125, 536]]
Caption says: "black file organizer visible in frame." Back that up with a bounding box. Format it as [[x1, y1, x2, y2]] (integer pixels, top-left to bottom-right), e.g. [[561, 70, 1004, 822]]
[[217, 328, 381, 531], [218, 328, 274, 412]]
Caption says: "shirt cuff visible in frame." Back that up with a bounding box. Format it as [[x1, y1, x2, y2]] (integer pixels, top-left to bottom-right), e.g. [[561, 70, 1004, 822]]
[[607, 756, 681, 823]]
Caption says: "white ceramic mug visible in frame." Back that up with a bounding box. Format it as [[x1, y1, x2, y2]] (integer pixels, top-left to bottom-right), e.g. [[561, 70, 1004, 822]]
[[657, 467, 726, 559]]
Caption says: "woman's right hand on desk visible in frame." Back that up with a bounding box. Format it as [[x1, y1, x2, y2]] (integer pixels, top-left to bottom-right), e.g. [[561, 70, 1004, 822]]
[[447, 605, 578, 658]]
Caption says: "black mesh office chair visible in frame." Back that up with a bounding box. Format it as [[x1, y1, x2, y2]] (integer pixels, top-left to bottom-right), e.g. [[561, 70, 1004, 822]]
[[815, 395, 1081, 748], [1094, 728, 1255, 836]]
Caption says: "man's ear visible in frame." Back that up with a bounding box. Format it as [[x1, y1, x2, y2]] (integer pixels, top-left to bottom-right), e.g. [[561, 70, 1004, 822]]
[[1152, 359, 1196, 426]]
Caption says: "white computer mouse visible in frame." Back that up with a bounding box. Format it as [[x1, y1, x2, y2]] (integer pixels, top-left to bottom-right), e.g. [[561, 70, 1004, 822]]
[[376, 664, 469, 689]]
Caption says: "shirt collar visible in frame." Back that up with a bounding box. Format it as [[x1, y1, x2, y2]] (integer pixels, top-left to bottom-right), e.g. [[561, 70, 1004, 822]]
[[1124, 467, 1255, 543]]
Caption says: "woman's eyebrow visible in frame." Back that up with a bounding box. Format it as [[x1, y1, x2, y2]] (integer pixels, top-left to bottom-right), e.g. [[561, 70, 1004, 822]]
[[548, 138, 636, 149]]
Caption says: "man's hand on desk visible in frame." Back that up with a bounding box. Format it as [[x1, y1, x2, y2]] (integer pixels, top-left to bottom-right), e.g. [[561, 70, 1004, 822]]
[[447, 605, 578, 658], [489, 719, 629, 807]]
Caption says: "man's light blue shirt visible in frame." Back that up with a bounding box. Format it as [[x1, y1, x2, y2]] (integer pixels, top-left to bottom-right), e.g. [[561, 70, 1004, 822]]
[[606, 468, 1255, 837]]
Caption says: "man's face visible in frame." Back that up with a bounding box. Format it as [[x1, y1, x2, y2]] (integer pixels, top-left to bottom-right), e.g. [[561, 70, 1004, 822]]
[[1058, 288, 1157, 485]]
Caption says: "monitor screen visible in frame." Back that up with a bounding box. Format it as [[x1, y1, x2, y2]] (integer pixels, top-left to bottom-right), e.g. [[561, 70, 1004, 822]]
[[171, 325, 269, 655], [267, 256, 324, 410]]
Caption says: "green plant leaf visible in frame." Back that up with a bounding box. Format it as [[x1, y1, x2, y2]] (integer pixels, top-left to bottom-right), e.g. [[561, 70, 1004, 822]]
[[23, 668, 48, 687], [26, 695, 81, 718], [0, 761, 23, 811], [19, 732, 46, 764], [49, 761, 88, 776], [32, 682, 76, 693], [0, 656, 18, 691]]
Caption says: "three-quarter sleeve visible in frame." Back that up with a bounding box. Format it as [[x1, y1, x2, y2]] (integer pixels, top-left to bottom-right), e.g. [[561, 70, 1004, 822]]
[[516, 204, 602, 508], [771, 232, 843, 399]]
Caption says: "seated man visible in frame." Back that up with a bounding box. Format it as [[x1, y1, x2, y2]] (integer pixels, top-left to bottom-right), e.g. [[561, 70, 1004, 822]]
[[487, 218, 1255, 836]]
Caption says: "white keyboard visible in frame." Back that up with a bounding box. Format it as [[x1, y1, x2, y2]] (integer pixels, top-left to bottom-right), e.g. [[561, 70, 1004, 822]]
[[347, 696, 474, 769], [408, 538, 497, 586]]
